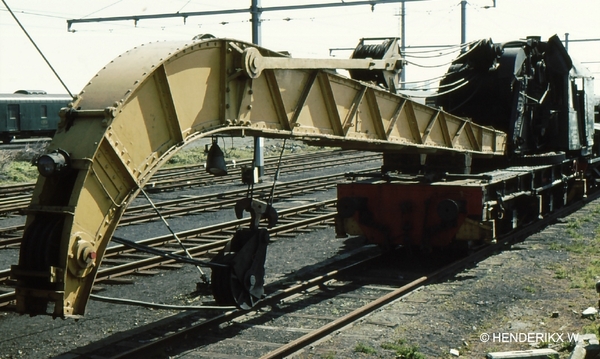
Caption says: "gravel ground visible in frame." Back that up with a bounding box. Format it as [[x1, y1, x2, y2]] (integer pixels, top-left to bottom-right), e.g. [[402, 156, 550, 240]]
[[300, 201, 600, 359], [0, 142, 378, 359], [0, 193, 368, 359]]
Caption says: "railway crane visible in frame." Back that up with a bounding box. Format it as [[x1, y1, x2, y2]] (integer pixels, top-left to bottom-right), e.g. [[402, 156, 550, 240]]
[[11, 35, 596, 318]]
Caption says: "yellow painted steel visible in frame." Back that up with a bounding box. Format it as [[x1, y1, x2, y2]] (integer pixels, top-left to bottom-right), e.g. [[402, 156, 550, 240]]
[[13, 38, 506, 317]]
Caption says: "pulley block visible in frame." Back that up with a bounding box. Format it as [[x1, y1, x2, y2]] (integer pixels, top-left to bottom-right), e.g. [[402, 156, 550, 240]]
[[211, 228, 270, 309]]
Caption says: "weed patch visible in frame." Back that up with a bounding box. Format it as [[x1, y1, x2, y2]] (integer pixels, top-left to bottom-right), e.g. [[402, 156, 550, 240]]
[[0, 142, 47, 184], [354, 342, 377, 355], [381, 339, 425, 359]]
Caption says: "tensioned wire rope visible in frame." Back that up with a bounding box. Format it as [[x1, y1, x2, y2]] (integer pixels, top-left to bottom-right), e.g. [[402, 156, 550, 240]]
[[396, 39, 489, 97], [402, 39, 480, 58]]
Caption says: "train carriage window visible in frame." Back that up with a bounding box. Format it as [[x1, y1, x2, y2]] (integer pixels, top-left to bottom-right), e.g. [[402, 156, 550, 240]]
[[8, 104, 18, 120], [7, 104, 19, 129], [41, 105, 47, 118]]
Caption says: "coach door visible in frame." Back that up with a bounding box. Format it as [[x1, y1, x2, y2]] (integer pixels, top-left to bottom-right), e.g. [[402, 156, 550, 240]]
[[6, 104, 20, 131]]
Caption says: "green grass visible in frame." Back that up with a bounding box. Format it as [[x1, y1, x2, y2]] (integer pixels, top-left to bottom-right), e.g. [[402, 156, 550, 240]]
[[354, 342, 377, 355], [553, 265, 568, 279], [548, 208, 600, 291], [582, 323, 600, 335], [0, 145, 44, 185], [566, 228, 584, 240], [566, 219, 582, 229], [0, 144, 245, 185], [559, 339, 575, 352], [570, 261, 600, 289], [164, 145, 258, 167], [165, 147, 209, 167], [0, 140, 327, 185], [381, 339, 425, 359], [550, 257, 600, 290], [548, 242, 563, 251], [1, 161, 38, 184]]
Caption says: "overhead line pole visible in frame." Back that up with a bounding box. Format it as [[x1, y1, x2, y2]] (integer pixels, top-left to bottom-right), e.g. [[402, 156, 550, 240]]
[[250, 0, 265, 180], [251, 0, 261, 45], [460, 0, 466, 52], [400, 0, 406, 89]]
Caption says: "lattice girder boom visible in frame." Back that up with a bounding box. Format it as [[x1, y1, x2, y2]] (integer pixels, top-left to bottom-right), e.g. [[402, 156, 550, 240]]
[[13, 38, 506, 317]]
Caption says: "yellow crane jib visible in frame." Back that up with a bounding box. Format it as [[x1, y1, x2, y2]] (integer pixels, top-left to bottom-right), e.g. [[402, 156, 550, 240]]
[[241, 37, 404, 91], [12, 37, 506, 318]]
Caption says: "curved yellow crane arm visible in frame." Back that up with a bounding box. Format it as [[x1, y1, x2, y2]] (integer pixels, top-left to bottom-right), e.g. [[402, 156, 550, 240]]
[[13, 38, 505, 317]]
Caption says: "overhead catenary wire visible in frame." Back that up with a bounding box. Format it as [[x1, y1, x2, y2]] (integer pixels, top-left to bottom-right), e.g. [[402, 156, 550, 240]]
[[81, 0, 125, 19], [0, 7, 69, 20], [402, 39, 486, 69], [403, 49, 460, 59], [177, 0, 195, 14], [402, 39, 479, 56]]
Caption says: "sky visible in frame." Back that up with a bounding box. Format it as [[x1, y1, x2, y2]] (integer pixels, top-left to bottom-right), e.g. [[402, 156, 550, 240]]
[[1, 0, 599, 96]]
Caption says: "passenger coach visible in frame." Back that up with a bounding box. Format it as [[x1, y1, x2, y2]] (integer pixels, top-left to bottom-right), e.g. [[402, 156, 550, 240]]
[[0, 90, 71, 143]]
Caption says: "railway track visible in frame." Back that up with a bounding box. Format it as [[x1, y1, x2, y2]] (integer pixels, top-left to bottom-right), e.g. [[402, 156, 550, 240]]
[[0, 167, 379, 248], [0, 171, 596, 358], [36, 182, 600, 359], [146, 150, 379, 192], [0, 199, 339, 309], [3, 152, 594, 357], [0, 138, 51, 151], [0, 165, 382, 305], [0, 150, 380, 215], [0, 183, 33, 198], [0, 150, 381, 307]]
